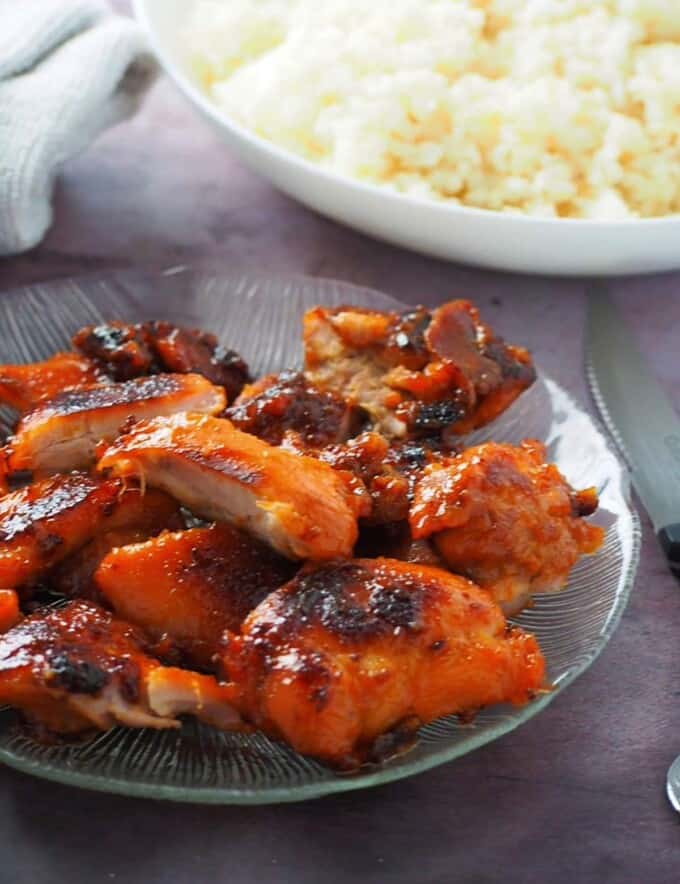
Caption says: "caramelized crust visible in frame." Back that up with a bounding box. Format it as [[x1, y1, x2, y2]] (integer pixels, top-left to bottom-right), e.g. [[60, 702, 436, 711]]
[[0, 352, 102, 414], [73, 321, 250, 402], [221, 558, 545, 768], [0, 600, 241, 737], [97, 413, 370, 560], [0, 473, 180, 590], [72, 323, 157, 381], [303, 300, 535, 440], [6, 373, 226, 476], [148, 322, 249, 403], [95, 524, 296, 669], [410, 441, 605, 613], [228, 371, 363, 446]]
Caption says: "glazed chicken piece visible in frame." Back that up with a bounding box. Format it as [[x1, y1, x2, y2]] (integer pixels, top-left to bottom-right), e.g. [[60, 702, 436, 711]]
[[73, 321, 249, 402], [148, 322, 250, 403], [49, 521, 183, 602], [410, 441, 605, 614], [227, 371, 364, 447], [0, 352, 103, 414], [94, 523, 297, 669], [315, 433, 455, 525], [97, 413, 369, 560], [304, 300, 535, 440], [0, 600, 242, 737], [0, 472, 180, 591], [5, 373, 225, 476], [220, 558, 545, 769], [72, 322, 157, 381]]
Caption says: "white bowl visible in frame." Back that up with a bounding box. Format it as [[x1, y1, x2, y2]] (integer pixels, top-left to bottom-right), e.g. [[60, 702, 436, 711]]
[[134, 0, 680, 276]]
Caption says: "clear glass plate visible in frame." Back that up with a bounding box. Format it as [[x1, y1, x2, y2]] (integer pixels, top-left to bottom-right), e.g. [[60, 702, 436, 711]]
[[0, 267, 640, 804]]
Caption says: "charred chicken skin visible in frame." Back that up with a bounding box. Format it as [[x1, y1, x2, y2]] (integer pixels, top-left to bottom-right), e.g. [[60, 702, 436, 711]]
[[0, 600, 241, 737], [73, 321, 250, 402], [97, 413, 370, 560], [0, 352, 103, 414], [94, 523, 297, 670], [0, 473, 180, 591], [227, 370, 364, 447], [5, 372, 225, 476], [220, 558, 545, 769], [410, 441, 605, 614], [304, 300, 535, 440]]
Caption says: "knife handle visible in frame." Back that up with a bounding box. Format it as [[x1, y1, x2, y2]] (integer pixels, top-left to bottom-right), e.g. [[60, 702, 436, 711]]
[[658, 524, 680, 579]]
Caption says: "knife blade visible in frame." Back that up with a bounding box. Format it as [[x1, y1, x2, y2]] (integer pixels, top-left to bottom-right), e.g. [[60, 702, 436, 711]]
[[586, 280, 680, 576]]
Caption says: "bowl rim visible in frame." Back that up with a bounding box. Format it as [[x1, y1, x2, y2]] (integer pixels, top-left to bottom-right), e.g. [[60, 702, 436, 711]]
[[133, 0, 680, 232]]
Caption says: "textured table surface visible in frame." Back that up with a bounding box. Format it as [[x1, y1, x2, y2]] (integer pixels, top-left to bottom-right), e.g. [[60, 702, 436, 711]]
[[1, 5, 680, 883]]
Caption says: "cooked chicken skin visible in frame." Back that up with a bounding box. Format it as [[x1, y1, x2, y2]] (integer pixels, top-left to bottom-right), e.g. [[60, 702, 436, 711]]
[[0, 601, 242, 737], [410, 441, 605, 614], [0, 473, 180, 590], [73, 321, 249, 401], [228, 371, 364, 447], [5, 373, 225, 476], [97, 413, 370, 560], [0, 352, 102, 414], [94, 523, 296, 669], [220, 558, 545, 768], [304, 301, 535, 440]]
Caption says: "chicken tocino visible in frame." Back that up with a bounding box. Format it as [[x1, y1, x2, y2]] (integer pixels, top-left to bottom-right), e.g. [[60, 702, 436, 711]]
[[410, 441, 605, 614], [304, 300, 535, 440], [0, 600, 242, 737], [227, 370, 364, 447], [0, 352, 103, 414], [0, 473, 180, 591], [94, 523, 296, 669], [220, 557, 545, 769], [97, 413, 370, 560], [73, 321, 249, 401], [5, 372, 225, 476]]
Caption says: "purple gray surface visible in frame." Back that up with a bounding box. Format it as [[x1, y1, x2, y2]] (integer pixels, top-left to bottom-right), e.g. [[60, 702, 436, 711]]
[[0, 3, 679, 882]]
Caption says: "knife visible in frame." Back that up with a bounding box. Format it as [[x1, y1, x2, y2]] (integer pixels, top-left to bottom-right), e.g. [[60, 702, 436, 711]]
[[586, 280, 680, 577]]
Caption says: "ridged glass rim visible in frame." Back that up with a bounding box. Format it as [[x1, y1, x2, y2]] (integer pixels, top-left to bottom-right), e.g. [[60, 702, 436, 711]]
[[0, 267, 641, 804]]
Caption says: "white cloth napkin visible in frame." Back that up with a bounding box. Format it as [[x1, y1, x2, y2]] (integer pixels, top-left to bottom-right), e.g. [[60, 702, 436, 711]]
[[0, 0, 157, 256]]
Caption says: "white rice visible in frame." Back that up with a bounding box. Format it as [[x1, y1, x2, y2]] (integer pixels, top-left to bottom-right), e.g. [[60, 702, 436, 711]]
[[184, 0, 680, 219]]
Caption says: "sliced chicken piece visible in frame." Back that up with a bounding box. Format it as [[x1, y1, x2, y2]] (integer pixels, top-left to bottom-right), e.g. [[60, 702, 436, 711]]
[[0, 589, 20, 632], [0, 600, 242, 737], [410, 441, 605, 614], [95, 523, 296, 669], [0, 473, 180, 591], [5, 373, 226, 476], [49, 522, 183, 602], [227, 370, 364, 447], [73, 321, 250, 402], [0, 352, 103, 414], [97, 413, 369, 560], [304, 300, 535, 440], [220, 558, 546, 769]]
